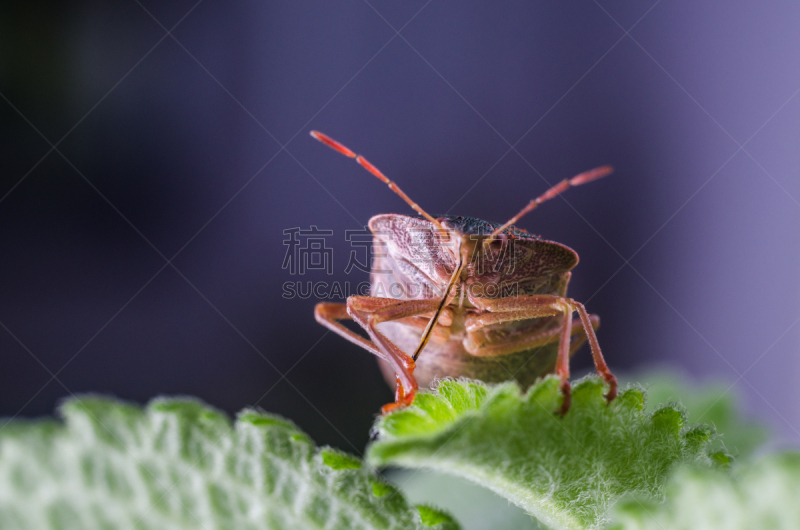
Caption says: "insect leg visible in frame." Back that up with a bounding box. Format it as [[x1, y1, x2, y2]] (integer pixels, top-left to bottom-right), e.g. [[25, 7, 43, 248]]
[[556, 311, 600, 416], [314, 302, 386, 361], [349, 297, 446, 413], [571, 300, 617, 402], [464, 315, 596, 357], [566, 314, 599, 357], [315, 297, 444, 412], [468, 294, 614, 413]]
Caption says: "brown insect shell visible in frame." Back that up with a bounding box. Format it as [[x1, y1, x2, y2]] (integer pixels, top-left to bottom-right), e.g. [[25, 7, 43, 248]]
[[366, 213, 580, 390]]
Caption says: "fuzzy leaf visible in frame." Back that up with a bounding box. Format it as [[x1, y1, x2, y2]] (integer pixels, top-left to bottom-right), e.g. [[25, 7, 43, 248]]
[[0, 396, 459, 530], [611, 452, 800, 529], [367, 376, 718, 530], [632, 370, 769, 457]]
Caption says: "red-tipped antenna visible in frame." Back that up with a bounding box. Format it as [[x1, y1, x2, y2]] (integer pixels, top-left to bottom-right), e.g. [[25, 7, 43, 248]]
[[488, 165, 613, 239], [310, 131, 445, 232]]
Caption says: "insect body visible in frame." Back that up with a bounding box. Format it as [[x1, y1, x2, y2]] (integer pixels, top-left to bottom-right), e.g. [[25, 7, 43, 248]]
[[311, 131, 617, 414]]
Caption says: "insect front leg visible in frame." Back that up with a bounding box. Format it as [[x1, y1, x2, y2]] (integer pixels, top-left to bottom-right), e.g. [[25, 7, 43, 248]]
[[315, 302, 385, 360], [315, 297, 444, 413], [468, 294, 617, 414]]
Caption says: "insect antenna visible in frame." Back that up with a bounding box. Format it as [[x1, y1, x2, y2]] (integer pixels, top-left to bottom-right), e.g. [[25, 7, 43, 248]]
[[487, 165, 613, 240], [412, 244, 465, 361], [310, 131, 446, 232]]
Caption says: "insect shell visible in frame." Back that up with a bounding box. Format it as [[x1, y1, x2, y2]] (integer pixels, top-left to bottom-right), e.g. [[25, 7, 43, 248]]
[[310, 131, 617, 414], [369, 214, 576, 389]]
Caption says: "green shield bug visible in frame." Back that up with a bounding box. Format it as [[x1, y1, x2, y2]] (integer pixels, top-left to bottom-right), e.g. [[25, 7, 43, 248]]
[[311, 131, 616, 415]]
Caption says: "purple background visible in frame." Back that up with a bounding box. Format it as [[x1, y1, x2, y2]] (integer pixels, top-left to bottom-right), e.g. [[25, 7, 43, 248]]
[[2, 1, 799, 452]]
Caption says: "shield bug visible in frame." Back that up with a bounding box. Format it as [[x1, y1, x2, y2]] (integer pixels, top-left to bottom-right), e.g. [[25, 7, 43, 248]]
[[311, 131, 617, 415]]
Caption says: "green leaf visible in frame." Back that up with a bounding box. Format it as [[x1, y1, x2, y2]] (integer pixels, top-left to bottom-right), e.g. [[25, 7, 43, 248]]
[[630, 370, 769, 457], [0, 396, 459, 530], [611, 452, 800, 529], [367, 376, 718, 530]]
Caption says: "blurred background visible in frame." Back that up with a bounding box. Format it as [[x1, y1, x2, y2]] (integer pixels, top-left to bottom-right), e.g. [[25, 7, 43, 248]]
[[2, 1, 799, 457]]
